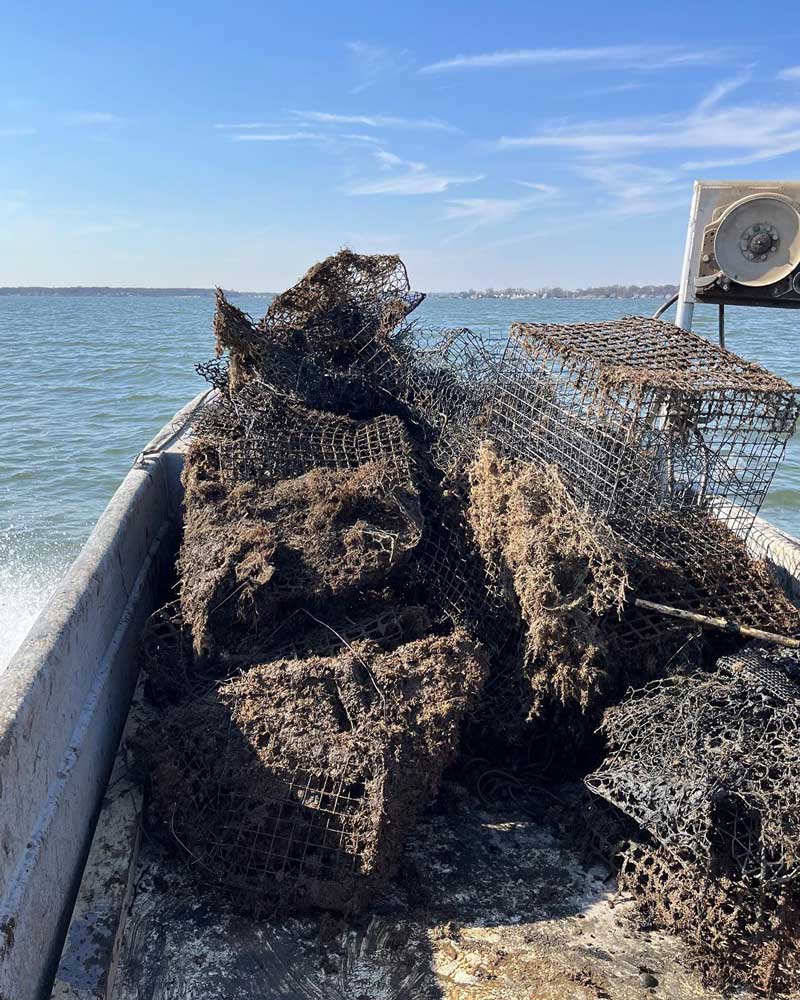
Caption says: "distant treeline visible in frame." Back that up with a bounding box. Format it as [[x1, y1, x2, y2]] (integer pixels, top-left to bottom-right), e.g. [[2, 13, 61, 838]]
[[0, 287, 266, 297], [442, 284, 679, 300], [1, 283, 678, 299]]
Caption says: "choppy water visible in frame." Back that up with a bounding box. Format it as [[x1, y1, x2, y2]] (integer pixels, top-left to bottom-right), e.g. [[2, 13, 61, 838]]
[[2, 293, 799, 666]]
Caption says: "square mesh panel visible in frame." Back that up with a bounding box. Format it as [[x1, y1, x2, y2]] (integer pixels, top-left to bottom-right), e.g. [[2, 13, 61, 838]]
[[491, 317, 800, 552]]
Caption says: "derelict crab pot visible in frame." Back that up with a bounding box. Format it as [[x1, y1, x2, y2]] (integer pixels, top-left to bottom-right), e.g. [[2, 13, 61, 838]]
[[490, 317, 800, 557], [145, 633, 486, 914]]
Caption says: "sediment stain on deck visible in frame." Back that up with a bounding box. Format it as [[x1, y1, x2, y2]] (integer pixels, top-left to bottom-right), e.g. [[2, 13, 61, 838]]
[[113, 791, 729, 1000]]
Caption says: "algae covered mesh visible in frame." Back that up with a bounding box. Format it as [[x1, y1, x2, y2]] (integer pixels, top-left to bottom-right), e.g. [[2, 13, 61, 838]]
[[212, 250, 422, 395], [586, 647, 800, 993], [139, 248, 800, 988], [492, 317, 800, 626], [147, 634, 486, 913], [587, 648, 800, 885], [617, 840, 800, 996], [192, 401, 418, 489]]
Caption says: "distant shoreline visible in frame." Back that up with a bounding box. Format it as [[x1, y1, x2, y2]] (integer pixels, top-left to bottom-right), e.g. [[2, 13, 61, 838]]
[[0, 287, 259, 297], [0, 284, 677, 300]]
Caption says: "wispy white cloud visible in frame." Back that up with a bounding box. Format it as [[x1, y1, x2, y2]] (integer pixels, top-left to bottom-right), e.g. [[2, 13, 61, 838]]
[[694, 68, 751, 113], [346, 42, 414, 94], [293, 110, 458, 132], [492, 75, 800, 217], [216, 123, 386, 147], [232, 132, 327, 143], [778, 66, 800, 81], [213, 122, 285, 129], [680, 140, 800, 171], [65, 112, 122, 126], [574, 162, 686, 216], [515, 181, 559, 195], [347, 172, 481, 195], [441, 183, 558, 240], [341, 132, 382, 144], [495, 100, 800, 167], [420, 44, 723, 74], [442, 194, 539, 226], [346, 148, 481, 195], [374, 149, 424, 170]]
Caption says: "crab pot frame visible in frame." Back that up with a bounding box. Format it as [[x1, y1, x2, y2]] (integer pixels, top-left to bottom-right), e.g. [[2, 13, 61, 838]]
[[490, 317, 800, 560], [161, 700, 387, 914]]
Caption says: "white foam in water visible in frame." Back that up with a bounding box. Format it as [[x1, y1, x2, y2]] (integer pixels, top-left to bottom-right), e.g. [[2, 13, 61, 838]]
[[0, 535, 71, 671]]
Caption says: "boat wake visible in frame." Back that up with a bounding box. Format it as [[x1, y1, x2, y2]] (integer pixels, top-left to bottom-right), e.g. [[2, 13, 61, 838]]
[[0, 531, 71, 671]]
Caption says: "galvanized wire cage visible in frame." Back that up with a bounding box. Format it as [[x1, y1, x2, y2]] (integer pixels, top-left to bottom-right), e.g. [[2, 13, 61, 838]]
[[196, 400, 418, 489], [491, 317, 800, 554]]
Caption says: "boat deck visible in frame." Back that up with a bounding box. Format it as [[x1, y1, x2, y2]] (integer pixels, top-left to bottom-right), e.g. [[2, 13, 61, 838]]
[[63, 690, 730, 1000]]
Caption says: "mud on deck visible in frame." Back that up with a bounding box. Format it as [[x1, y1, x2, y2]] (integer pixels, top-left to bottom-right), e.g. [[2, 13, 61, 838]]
[[111, 703, 730, 1000]]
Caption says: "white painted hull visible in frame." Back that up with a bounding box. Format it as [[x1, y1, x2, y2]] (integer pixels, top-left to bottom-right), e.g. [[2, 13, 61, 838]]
[[0, 391, 210, 1000]]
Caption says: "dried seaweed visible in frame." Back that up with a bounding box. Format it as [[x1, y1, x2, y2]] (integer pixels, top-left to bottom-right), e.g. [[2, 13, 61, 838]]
[[141, 595, 432, 706], [179, 460, 422, 658], [467, 443, 629, 718], [145, 632, 486, 913]]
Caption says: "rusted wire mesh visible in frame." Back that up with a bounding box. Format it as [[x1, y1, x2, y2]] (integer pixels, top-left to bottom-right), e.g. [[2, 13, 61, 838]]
[[618, 839, 800, 995], [491, 317, 800, 627], [191, 395, 418, 490], [145, 633, 486, 913], [141, 597, 432, 706], [587, 647, 800, 886]]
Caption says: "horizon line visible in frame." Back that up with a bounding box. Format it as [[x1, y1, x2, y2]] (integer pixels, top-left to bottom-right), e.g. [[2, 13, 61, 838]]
[[0, 282, 679, 296]]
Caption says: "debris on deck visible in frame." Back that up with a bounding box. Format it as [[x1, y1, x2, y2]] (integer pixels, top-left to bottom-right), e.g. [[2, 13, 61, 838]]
[[138, 250, 800, 995]]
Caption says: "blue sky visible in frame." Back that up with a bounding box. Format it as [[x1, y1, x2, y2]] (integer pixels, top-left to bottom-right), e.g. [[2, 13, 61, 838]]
[[3, 0, 800, 290]]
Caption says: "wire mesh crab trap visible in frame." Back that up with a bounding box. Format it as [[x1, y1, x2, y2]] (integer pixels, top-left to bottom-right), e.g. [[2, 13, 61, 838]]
[[193, 399, 419, 490], [260, 251, 423, 368], [490, 317, 800, 562], [586, 648, 800, 887], [204, 252, 427, 420], [146, 632, 486, 914], [150, 684, 389, 913], [617, 838, 800, 995]]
